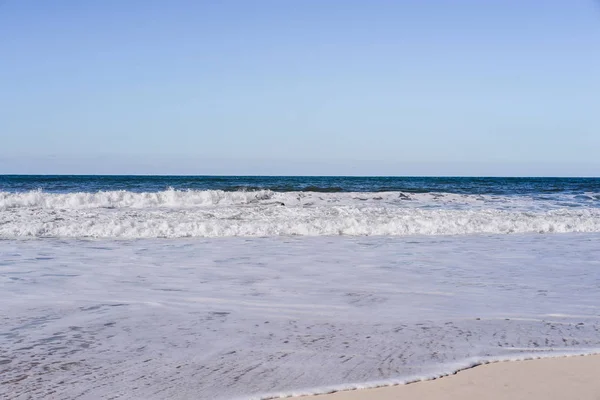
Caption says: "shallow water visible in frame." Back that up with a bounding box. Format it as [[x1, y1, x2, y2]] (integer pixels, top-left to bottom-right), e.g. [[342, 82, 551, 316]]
[[1, 234, 599, 399]]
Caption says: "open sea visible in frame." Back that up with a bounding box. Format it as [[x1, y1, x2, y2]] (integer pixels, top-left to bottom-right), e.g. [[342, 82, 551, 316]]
[[1, 176, 600, 399]]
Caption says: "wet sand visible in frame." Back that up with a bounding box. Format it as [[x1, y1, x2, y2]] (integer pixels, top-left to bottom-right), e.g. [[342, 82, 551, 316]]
[[300, 354, 600, 400]]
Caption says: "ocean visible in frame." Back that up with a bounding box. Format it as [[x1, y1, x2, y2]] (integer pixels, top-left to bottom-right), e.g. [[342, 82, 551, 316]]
[[1, 176, 600, 399]]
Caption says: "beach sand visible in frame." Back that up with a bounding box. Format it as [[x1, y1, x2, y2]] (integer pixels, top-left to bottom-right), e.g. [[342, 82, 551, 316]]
[[299, 354, 600, 400]]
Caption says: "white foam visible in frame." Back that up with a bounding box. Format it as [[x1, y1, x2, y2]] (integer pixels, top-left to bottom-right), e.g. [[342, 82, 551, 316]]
[[2, 189, 597, 210], [255, 351, 600, 399], [1, 190, 600, 238], [2, 235, 600, 399], [0, 188, 276, 209]]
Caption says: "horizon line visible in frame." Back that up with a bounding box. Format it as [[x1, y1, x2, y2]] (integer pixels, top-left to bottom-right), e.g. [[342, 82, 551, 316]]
[[1, 174, 599, 179]]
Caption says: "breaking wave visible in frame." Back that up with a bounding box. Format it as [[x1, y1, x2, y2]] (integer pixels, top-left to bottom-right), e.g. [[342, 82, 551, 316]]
[[2, 188, 598, 210], [0, 188, 278, 210], [1, 189, 599, 238]]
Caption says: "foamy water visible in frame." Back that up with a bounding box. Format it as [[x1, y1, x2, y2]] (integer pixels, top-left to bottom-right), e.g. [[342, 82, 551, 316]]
[[2, 177, 599, 399], [2, 234, 600, 399], [1, 189, 600, 238]]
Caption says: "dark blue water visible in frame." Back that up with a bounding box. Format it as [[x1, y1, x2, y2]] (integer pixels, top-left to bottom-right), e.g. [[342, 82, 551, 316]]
[[1, 175, 599, 195]]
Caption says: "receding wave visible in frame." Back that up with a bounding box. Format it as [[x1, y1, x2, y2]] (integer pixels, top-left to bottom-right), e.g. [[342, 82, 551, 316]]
[[1, 189, 600, 238]]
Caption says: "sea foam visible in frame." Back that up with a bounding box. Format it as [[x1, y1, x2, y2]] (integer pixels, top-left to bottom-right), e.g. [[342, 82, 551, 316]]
[[2, 235, 600, 399], [0, 189, 599, 238]]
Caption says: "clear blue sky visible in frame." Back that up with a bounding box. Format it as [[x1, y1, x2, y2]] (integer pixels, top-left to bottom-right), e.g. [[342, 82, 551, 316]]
[[1, 0, 599, 176]]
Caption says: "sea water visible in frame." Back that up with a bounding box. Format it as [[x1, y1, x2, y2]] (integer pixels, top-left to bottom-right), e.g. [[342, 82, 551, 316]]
[[1, 176, 599, 399]]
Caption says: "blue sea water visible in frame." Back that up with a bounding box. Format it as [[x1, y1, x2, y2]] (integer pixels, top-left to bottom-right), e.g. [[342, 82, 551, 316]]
[[1, 175, 600, 195]]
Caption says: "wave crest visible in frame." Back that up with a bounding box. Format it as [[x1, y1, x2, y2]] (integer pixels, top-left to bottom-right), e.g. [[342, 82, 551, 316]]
[[2, 190, 599, 238], [0, 189, 276, 210]]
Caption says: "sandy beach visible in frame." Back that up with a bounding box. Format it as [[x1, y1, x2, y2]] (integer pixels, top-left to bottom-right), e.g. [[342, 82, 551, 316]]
[[300, 354, 600, 400]]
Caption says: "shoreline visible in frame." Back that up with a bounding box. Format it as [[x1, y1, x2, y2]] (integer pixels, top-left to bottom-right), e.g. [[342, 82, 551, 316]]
[[4, 234, 600, 400], [277, 352, 600, 400], [252, 351, 600, 400]]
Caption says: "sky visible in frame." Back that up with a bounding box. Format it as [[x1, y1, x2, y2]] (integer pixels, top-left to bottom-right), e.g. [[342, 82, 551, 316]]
[[1, 0, 599, 176]]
